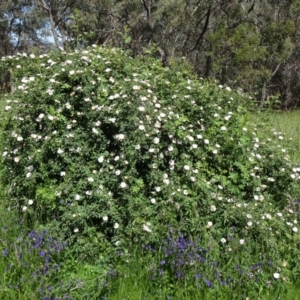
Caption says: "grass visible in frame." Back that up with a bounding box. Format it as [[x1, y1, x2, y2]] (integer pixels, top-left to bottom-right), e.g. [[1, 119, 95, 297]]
[[101, 245, 300, 300], [251, 110, 300, 163], [105, 275, 300, 300]]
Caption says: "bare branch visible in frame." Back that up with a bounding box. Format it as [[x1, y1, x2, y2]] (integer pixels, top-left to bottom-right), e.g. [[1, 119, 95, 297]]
[[190, 6, 211, 52]]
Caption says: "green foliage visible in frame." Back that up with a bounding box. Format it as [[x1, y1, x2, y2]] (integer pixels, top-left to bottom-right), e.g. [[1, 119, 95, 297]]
[[117, 25, 132, 45], [0, 46, 299, 268], [68, 8, 96, 50], [208, 22, 270, 92]]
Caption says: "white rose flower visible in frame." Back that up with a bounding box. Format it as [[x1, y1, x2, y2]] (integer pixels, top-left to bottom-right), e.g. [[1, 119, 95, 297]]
[[74, 194, 81, 200], [142, 224, 152, 232], [206, 221, 213, 228], [92, 128, 98, 134], [116, 134, 125, 141]]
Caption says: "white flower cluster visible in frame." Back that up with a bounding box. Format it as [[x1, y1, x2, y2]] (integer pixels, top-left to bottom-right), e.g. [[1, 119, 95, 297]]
[[2, 44, 299, 259]]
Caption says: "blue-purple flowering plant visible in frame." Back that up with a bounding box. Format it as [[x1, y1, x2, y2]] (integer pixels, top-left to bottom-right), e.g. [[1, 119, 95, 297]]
[[103, 228, 297, 299], [0, 214, 70, 299]]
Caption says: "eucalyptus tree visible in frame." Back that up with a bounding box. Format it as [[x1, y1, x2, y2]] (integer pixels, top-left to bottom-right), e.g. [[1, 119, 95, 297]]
[[33, 0, 80, 49], [199, 0, 298, 107], [1, 0, 300, 107], [0, 0, 51, 53]]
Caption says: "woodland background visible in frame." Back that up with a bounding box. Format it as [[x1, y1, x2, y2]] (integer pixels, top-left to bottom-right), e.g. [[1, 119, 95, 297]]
[[1, 0, 300, 109]]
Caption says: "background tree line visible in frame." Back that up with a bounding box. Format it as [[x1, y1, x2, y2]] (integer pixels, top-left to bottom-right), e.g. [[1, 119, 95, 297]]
[[1, 0, 300, 109]]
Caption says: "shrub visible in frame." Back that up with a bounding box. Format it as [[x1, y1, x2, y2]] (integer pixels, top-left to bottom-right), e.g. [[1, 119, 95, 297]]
[[0, 46, 299, 266]]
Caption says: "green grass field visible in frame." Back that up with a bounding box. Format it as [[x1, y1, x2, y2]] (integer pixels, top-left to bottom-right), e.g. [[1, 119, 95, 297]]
[[251, 110, 300, 163]]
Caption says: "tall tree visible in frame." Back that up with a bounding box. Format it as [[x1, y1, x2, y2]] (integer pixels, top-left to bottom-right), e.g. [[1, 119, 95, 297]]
[[1, 0, 300, 108]]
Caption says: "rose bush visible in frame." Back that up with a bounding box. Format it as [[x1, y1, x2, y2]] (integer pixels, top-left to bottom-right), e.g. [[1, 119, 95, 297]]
[[0, 47, 299, 264]]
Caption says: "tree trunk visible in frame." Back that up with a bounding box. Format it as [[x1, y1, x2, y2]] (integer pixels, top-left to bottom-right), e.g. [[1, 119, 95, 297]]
[[38, 0, 63, 50]]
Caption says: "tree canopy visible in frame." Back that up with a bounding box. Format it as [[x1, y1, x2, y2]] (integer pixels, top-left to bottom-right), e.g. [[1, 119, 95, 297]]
[[1, 0, 300, 108]]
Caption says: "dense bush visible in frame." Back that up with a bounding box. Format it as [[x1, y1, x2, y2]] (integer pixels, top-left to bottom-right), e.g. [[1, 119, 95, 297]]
[[0, 46, 299, 269]]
